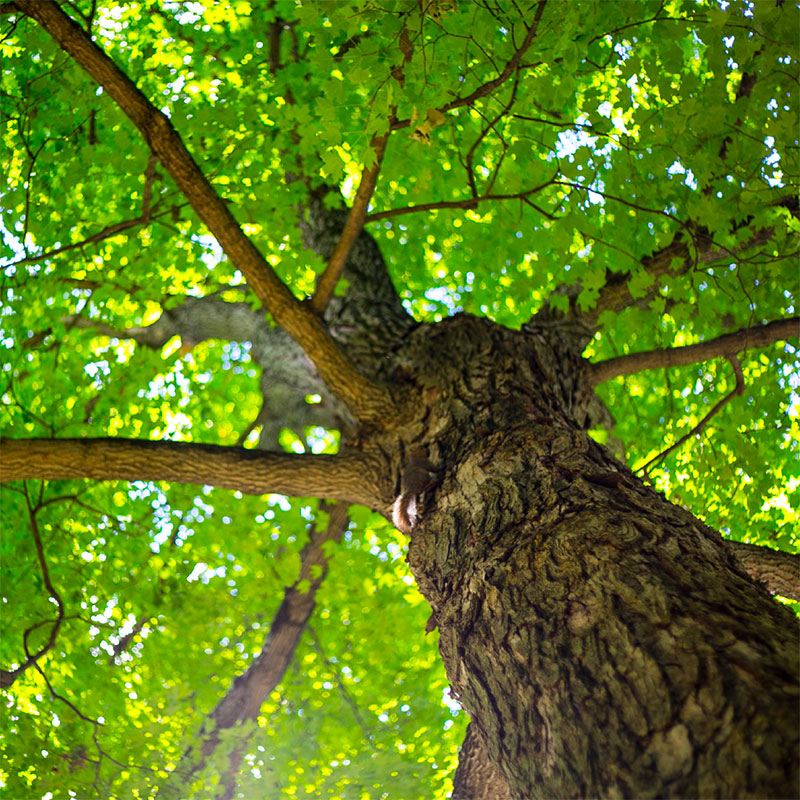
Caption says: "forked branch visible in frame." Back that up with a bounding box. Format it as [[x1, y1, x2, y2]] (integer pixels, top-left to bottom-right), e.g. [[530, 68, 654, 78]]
[[0, 438, 381, 509], [390, 0, 548, 131], [364, 175, 558, 223], [17, 0, 394, 424]]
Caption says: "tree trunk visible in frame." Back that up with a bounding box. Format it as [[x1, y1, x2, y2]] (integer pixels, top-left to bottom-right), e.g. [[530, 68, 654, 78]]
[[7, 4, 799, 798], [394, 314, 798, 799]]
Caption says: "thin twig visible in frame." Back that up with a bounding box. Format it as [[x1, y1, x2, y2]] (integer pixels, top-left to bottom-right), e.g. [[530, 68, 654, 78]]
[[1, 497, 66, 688], [9, 175, 177, 269], [306, 625, 377, 750], [553, 179, 688, 231], [465, 71, 520, 200], [365, 173, 558, 222], [391, 0, 547, 130], [636, 356, 745, 475]]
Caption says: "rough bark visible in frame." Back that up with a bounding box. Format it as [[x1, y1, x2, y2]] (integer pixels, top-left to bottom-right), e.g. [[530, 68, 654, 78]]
[[452, 721, 511, 800], [9, 5, 799, 798], [5, 308, 797, 798], [301, 191, 418, 376], [727, 540, 800, 603], [390, 314, 798, 799]]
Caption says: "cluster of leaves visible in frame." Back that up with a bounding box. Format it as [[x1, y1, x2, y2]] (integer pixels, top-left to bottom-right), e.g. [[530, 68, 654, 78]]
[[1, 0, 797, 796], [1, 480, 459, 797]]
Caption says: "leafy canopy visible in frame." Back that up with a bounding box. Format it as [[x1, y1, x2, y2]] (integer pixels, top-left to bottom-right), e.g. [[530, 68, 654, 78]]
[[1, 0, 797, 797]]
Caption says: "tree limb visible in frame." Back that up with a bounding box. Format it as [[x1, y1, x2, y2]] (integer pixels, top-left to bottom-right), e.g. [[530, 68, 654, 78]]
[[464, 71, 520, 200], [1, 498, 66, 689], [310, 133, 389, 315], [0, 438, 382, 509], [725, 539, 800, 602], [186, 504, 350, 800], [580, 221, 789, 324], [364, 175, 558, 223], [589, 317, 799, 386], [9, 155, 167, 267], [636, 356, 744, 474], [17, 0, 394, 424], [390, 0, 547, 130]]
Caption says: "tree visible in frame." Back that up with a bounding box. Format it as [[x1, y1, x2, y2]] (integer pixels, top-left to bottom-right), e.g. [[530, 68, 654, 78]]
[[1, 0, 798, 797]]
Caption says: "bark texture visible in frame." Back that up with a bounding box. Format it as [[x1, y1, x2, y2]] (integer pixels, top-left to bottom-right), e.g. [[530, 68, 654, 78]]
[[452, 721, 511, 800], [390, 314, 799, 799], [727, 540, 800, 602], [0, 438, 383, 509]]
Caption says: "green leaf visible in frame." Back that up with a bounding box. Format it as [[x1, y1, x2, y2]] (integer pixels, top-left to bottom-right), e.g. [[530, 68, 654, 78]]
[[4, 4, 797, 797]]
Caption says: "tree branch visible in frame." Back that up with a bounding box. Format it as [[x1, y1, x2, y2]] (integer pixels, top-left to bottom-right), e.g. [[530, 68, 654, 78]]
[[17, 0, 394, 424], [725, 539, 800, 602], [390, 0, 547, 131], [366, 197, 481, 222], [636, 356, 744, 475], [9, 155, 166, 267], [0, 438, 382, 509], [364, 175, 558, 223], [202, 503, 350, 800], [309, 133, 389, 315], [1, 498, 66, 689], [589, 317, 799, 386], [577, 200, 795, 326], [169, 503, 350, 796], [464, 72, 520, 200]]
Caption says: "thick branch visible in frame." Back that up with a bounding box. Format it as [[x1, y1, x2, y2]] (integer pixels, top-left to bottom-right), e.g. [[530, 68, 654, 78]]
[[0, 438, 381, 509], [589, 317, 799, 386], [18, 0, 393, 424], [725, 539, 800, 602], [310, 133, 389, 315]]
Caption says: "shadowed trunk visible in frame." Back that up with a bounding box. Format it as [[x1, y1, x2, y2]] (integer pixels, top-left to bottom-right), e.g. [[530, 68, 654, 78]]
[[393, 314, 798, 799]]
